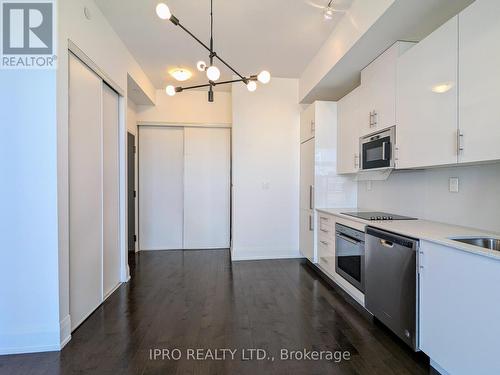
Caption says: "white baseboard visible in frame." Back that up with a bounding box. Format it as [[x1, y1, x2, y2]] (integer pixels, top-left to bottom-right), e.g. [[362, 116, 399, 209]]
[[103, 283, 122, 301], [59, 315, 71, 350], [430, 359, 450, 375], [231, 247, 304, 261], [0, 343, 61, 355], [0, 329, 61, 355]]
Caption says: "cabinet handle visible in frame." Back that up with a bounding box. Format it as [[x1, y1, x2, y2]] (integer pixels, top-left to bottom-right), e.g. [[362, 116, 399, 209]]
[[354, 153, 359, 168], [373, 111, 378, 127], [320, 216, 329, 222], [309, 215, 314, 231], [320, 240, 329, 246], [418, 250, 424, 272], [309, 185, 314, 209], [320, 229, 329, 233], [394, 146, 399, 161], [369, 112, 373, 127], [457, 130, 464, 154], [311, 120, 315, 134]]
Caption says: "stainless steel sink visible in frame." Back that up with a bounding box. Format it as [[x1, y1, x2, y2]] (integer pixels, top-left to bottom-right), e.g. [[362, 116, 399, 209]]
[[451, 237, 500, 251]]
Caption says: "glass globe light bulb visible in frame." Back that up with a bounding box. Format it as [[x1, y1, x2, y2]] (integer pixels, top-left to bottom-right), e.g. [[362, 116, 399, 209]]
[[247, 81, 257, 92], [197, 61, 207, 72], [165, 85, 176, 96], [156, 3, 172, 20], [206, 66, 221, 81], [257, 70, 271, 84]]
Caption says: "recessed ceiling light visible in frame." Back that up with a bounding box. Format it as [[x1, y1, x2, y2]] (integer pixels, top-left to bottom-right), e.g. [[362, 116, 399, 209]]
[[169, 68, 192, 82]]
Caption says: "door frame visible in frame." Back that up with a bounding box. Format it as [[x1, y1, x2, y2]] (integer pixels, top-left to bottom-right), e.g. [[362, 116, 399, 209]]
[[137, 122, 232, 251], [127, 132, 136, 252]]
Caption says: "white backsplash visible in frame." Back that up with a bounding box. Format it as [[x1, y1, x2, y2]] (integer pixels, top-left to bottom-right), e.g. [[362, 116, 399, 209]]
[[358, 162, 500, 233]]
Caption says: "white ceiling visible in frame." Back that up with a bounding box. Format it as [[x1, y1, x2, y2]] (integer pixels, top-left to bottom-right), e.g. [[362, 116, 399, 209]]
[[95, 0, 353, 91]]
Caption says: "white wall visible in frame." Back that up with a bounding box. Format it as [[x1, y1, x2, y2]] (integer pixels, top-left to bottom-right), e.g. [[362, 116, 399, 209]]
[[231, 78, 301, 260], [137, 90, 232, 125], [0, 70, 60, 354], [53, 0, 155, 353], [358, 163, 500, 233]]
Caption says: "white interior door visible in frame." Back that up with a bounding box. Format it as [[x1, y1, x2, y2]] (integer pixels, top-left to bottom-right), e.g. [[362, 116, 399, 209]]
[[69, 54, 103, 330], [183, 127, 231, 249], [139, 127, 184, 250], [102, 83, 120, 298]]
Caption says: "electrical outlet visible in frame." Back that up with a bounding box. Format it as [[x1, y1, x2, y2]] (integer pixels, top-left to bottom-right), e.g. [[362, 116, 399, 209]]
[[449, 177, 459, 193]]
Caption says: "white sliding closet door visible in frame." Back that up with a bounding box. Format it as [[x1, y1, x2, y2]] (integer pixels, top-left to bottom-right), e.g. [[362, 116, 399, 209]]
[[183, 128, 230, 249], [102, 84, 120, 298], [139, 127, 184, 250], [69, 54, 103, 330]]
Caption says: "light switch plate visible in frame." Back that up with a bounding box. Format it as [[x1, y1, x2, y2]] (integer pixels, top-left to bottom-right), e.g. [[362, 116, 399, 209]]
[[449, 177, 459, 193]]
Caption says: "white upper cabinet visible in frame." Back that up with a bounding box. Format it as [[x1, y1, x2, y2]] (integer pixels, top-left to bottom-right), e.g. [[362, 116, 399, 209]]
[[395, 16, 459, 169], [459, 0, 500, 164], [360, 42, 414, 136], [300, 103, 315, 143], [338, 86, 363, 174]]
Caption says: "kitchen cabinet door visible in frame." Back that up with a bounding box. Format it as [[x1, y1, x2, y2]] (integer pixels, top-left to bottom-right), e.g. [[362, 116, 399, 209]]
[[459, 0, 500, 164], [419, 241, 500, 374], [299, 209, 314, 262], [300, 103, 315, 143], [395, 16, 458, 169], [360, 42, 414, 136], [337, 86, 362, 174]]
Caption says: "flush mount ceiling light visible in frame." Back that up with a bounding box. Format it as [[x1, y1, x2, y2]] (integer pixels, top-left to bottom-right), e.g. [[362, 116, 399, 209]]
[[169, 68, 192, 82], [156, 0, 271, 102]]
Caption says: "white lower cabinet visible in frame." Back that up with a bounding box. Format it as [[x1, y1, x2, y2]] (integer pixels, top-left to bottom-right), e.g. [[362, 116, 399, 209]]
[[317, 235, 335, 275], [419, 241, 500, 374], [317, 213, 335, 273], [299, 209, 314, 262]]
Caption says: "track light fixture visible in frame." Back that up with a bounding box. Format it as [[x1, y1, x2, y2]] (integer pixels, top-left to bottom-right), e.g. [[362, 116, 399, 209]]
[[156, 0, 271, 102]]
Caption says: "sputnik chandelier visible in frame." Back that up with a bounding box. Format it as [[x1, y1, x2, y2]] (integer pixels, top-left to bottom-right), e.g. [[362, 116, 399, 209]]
[[156, 0, 271, 102]]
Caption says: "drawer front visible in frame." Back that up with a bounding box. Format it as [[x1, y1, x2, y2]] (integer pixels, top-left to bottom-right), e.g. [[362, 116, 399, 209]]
[[318, 236, 335, 275], [318, 214, 334, 239]]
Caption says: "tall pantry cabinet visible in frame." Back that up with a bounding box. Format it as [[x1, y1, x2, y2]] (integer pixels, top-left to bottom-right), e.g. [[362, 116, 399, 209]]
[[299, 102, 357, 263]]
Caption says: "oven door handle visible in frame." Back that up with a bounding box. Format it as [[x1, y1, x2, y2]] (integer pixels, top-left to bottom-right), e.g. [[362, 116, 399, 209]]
[[336, 233, 362, 246], [382, 141, 389, 161]]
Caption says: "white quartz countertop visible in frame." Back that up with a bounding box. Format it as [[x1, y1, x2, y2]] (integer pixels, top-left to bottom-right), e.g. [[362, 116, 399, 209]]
[[317, 208, 500, 260]]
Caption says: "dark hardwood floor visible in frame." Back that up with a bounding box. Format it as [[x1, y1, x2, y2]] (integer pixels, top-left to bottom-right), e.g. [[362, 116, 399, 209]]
[[0, 250, 430, 375]]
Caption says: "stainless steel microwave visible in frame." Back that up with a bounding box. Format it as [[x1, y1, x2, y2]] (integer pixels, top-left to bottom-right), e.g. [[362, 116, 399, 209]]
[[360, 126, 395, 170]]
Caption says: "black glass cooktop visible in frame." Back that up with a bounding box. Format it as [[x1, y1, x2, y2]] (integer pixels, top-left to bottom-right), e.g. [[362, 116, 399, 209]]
[[341, 211, 417, 221]]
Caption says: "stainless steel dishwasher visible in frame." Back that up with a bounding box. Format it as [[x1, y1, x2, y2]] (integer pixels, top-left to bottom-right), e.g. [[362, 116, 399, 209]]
[[365, 226, 419, 350]]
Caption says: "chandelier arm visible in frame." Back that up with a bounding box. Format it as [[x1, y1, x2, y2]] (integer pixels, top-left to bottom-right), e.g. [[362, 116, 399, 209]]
[[177, 23, 211, 54], [177, 77, 253, 92], [175, 21, 245, 80], [214, 55, 245, 80]]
